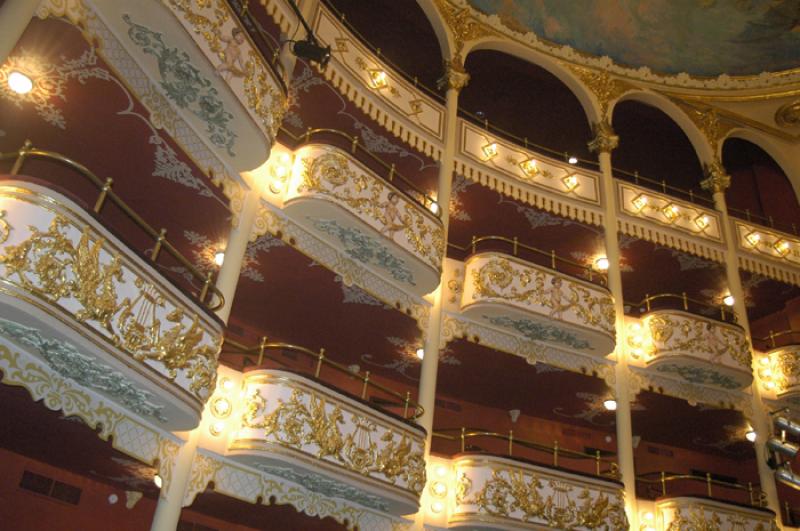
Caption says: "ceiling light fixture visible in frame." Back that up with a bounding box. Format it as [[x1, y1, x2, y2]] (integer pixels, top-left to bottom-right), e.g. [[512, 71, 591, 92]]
[[568, 155, 578, 165], [745, 429, 757, 443], [7, 71, 33, 94], [416, 348, 425, 360], [603, 399, 617, 411], [214, 251, 225, 266], [722, 294, 734, 307], [594, 256, 610, 271]]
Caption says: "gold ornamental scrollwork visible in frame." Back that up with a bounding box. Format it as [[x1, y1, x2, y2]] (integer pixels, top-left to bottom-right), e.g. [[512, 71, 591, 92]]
[[776, 100, 800, 128], [0, 215, 220, 399], [458, 467, 628, 529], [299, 152, 444, 270], [241, 386, 426, 494], [564, 64, 633, 118], [587, 120, 619, 154], [645, 314, 751, 369], [472, 257, 615, 335]]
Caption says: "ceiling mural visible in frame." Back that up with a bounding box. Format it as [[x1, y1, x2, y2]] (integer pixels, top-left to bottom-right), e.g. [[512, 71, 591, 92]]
[[466, 0, 800, 76]]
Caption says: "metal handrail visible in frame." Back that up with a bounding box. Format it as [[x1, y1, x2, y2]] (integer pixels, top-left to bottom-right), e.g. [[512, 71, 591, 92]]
[[279, 126, 440, 215], [448, 235, 608, 286], [222, 337, 424, 420], [755, 329, 800, 350], [636, 471, 767, 507], [0, 141, 224, 311], [434, 427, 619, 478], [229, 0, 288, 93], [627, 292, 737, 323], [729, 205, 799, 236]]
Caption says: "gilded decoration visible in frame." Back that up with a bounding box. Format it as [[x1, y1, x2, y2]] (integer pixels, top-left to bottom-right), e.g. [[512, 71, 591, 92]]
[[564, 64, 632, 118], [0, 214, 220, 399], [776, 100, 800, 128], [297, 151, 443, 271], [470, 257, 615, 336], [701, 161, 731, 195], [768, 348, 800, 393], [644, 313, 751, 370], [437, 58, 470, 92], [587, 120, 619, 154], [662, 505, 777, 531], [164, 0, 287, 140], [456, 466, 627, 530], [240, 384, 426, 495], [432, 0, 496, 64]]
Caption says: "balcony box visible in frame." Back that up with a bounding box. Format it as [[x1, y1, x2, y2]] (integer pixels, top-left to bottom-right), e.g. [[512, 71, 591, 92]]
[[657, 496, 776, 530], [227, 369, 427, 515], [450, 454, 627, 530], [766, 344, 800, 406], [460, 252, 616, 356], [284, 145, 443, 295], [0, 181, 222, 429], [641, 310, 752, 390]]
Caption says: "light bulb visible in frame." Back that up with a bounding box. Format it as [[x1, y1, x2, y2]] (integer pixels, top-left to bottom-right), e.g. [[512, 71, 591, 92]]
[[416, 348, 425, 360], [432, 481, 447, 496], [153, 474, 163, 488], [8, 71, 33, 94], [221, 377, 235, 391], [214, 251, 225, 266], [568, 156, 578, 165], [430, 501, 444, 514], [746, 429, 757, 443], [429, 201, 440, 215], [603, 399, 617, 411], [435, 465, 447, 478], [594, 256, 610, 271], [723, 294, 734, 307]]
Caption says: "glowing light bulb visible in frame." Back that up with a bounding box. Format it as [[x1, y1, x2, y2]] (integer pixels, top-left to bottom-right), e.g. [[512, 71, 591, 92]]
[[214, 251, 225, 266], [430, 501, 444, 514], [221, 377, 235, 391], [568, 156, 578, 165], [746, 429, 757, 443], [432, 481, 447, 496], [482, 142, 498, 160], [519, 158, 539, 177], [435, 466, 447, 478], [603, 399, 617, 411], [8, 71, 33, 94], [723, 294, 734, 307], [429, 201, 440, 215], [153, 474, 163, 488], [594, 256, 610, 271], [416, 348, 425, 360], [210, 420, 226, 436]]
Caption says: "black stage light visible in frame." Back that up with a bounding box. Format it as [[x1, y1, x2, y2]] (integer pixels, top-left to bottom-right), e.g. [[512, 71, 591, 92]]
[[292, 38, 331, 67]]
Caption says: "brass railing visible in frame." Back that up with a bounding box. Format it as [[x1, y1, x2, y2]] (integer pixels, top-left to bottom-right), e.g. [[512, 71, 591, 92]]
[[637, 471, 767, 507], [729, 205, 799, 236], [448, 235, 608, 286], [627, 292, 737, 323], [755, 329, 800, 350], [279, 126, 440, 214], [222, 338, 424, 420], [0, 141, 224, 311], [434, 427, 619, 479], [229, 0, 288, 93]]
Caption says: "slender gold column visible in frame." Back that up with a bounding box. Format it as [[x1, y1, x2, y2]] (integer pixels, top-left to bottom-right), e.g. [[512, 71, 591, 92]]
[[701, 163, 782, 521], [416, 59, 469, 442], [149, 428, 201, 531], [214, 174, 261, 323], [0, 0, 39, 64], [589, 120, 638, 529]]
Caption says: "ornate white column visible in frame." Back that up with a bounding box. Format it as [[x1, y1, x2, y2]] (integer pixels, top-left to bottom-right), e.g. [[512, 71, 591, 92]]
[[701, 163, 782, 521], [417, 59, 469, 441], [0, 0, 39, 63], [589, 120, 639, 529], [214, 174, 261, 323], [149, 429, 201, 531]]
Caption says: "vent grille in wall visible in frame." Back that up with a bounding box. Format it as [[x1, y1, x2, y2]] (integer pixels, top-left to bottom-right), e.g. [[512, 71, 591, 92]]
[[19, 470, 82, 505]]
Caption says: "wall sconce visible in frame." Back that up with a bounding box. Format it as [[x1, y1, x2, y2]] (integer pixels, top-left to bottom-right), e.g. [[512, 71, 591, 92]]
[[481, 142, 498, 160], [774, 239, 791, 257], [661, 203, 679, 223], [745, 231, 761, 247], [631, 194, 648, 212], [562, 174, 579, 192], [519, 158, 540, 178], [368, 69, 388, 89], [694, 214, 710, 231]]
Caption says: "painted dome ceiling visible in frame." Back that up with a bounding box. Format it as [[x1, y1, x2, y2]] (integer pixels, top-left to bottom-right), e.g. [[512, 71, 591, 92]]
[[466, 0, 800, 77]]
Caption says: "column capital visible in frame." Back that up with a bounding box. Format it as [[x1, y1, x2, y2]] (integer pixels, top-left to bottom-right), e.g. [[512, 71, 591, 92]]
[[587, 120, 619, 154], [437, 55, 470, 92], [701, 160, 731, 194]]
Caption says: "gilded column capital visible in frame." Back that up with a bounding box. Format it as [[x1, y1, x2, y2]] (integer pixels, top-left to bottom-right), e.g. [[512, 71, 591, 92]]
[[701, 161, 731, 194], [437, 57, 470, 92], [587, 120, 619, 154]]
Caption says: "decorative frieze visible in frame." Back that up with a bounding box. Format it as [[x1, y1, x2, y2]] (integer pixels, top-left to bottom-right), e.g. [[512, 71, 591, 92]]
[[461, 252, 616, 356], [228, 370, 426, 515], [657, 496, 777, 531], [283, 145, 443, 295], [450, 454, 628, 530], [0, 182, 222, 428]]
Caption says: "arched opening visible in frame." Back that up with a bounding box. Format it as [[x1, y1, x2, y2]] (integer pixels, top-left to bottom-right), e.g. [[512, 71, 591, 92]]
[[459, 49, 593, 163], [324, 0, 443, 90], [723, 137, 800, 233], [612, 100, 705, 195]]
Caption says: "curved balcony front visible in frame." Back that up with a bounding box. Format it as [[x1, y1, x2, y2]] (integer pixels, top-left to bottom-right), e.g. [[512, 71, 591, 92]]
[[284, 144, 443, 295], [227, 369, 427, 515], [460, 252, 616, 356], [638, 310, 752, 390], [762, 342, 800, 406], [450, 453, 627, 530], [656, 496, 776, 530], [0, 180, 223, 429]]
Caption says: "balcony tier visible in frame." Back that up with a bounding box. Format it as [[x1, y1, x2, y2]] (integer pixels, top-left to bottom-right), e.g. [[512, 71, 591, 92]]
[[639, 310, 753, 390], [765, 344, 800, 406], [450, 454, 627, 530], [0, 181, 222, 429], [656, 496, 776, 530], [284, 145, 443, 295], [227, 369, 426, 515], [460, 252, 616, 356]]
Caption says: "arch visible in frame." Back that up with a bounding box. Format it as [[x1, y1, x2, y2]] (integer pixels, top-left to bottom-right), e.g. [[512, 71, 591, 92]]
[[612, 90, 715, 168], [414, 0, 455, 63], [464, 37, 603, 127], [723, 127, 800, 203]]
